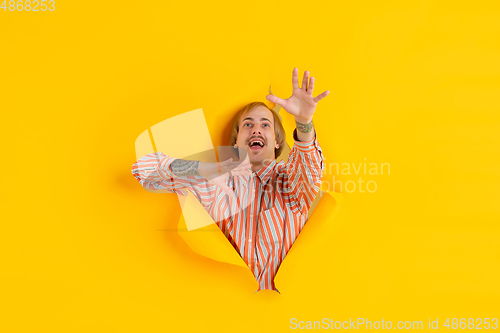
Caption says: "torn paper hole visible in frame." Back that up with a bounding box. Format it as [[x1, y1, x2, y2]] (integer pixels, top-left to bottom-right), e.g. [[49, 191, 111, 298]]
[[133, 101, 343, 291]]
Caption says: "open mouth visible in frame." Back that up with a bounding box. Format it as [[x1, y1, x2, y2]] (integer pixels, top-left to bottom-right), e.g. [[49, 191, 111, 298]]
[[248, 138, 265, 150]]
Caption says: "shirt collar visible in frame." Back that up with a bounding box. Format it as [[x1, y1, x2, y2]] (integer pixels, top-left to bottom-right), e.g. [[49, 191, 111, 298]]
[[255, 159, 277, 185]]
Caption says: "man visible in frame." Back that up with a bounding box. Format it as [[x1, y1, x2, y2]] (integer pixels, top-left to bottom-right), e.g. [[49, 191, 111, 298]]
[[131, 68, 329, 292]]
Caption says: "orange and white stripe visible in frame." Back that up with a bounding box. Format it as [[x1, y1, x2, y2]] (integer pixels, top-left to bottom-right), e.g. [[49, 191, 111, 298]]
[[131, 129, 324, 292]]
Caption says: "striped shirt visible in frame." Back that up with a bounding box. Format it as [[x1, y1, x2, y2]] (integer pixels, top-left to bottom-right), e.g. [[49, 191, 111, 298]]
[[131, 128, 324, 292]]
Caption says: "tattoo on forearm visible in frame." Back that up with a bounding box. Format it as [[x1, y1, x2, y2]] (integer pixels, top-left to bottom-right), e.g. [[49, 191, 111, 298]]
[[296, 119, 314, 133], [170, 159, 200, 176]]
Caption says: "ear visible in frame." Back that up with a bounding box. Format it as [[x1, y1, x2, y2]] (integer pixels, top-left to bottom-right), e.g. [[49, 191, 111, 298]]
[[275, 140, 279, 149]]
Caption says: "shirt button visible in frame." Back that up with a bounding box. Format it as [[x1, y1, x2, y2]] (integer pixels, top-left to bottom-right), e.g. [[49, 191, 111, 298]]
[[250, 214, 253, 218], [248, 238, 252, 243]]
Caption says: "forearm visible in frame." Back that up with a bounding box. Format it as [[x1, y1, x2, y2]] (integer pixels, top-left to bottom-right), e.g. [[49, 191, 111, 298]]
[[170, 159, 222, 181], [282, 131, 324, 213], [170, 159, 201, 177], [294, 116, 315, 142]]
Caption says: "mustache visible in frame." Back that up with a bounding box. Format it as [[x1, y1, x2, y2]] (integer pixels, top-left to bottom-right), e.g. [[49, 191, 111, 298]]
[[246, 135, 267, 145]]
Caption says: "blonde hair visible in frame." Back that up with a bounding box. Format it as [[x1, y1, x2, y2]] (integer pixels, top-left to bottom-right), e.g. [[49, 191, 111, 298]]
[[229, 102, 286, 159]]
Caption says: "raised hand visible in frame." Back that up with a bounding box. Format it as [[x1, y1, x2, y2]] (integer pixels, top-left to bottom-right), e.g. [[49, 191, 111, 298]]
[[266, 68, 329, 123]]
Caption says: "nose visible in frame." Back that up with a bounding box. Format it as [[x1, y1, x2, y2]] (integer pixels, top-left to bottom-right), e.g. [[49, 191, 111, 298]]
[[252, 128, 262, 135]]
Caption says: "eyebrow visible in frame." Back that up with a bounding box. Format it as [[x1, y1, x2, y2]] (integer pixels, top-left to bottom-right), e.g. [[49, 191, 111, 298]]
[[242, 117, 272, 123]]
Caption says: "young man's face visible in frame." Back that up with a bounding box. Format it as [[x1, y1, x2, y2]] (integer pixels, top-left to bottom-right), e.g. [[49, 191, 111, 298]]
[[235, 105, 278, 167]]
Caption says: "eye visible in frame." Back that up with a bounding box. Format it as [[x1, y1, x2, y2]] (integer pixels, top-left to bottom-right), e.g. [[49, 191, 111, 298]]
[[263, 124, 270, 128], [243, 123, 251, 127]]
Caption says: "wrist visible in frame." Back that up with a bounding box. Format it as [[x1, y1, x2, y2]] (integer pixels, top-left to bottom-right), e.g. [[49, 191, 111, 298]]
[[199, 161, 222, 179], [198, 161, 207, 177], [295, 117, 314, 134], [295, 116, 313, 124]]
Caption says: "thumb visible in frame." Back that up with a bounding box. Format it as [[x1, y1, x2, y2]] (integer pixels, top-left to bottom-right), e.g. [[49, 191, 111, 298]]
[[266, 94, 286, 106]]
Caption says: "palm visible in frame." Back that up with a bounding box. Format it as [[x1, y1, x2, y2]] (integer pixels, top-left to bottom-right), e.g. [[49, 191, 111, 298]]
[[284, 90, 317, 118], [266, 68, 329, 121]]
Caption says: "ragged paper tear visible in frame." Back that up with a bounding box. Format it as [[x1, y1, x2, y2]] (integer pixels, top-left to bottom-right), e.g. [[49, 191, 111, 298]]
[[134, 90, 343, 288]]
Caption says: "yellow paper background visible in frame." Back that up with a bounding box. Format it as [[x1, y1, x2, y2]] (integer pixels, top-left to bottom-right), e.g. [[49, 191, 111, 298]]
[[1, 0, 500, 332]]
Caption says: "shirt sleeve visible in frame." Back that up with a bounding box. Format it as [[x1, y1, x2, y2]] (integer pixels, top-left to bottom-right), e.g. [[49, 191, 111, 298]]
[[131, 152, 219, 210], [278, 128, 325, 215]]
